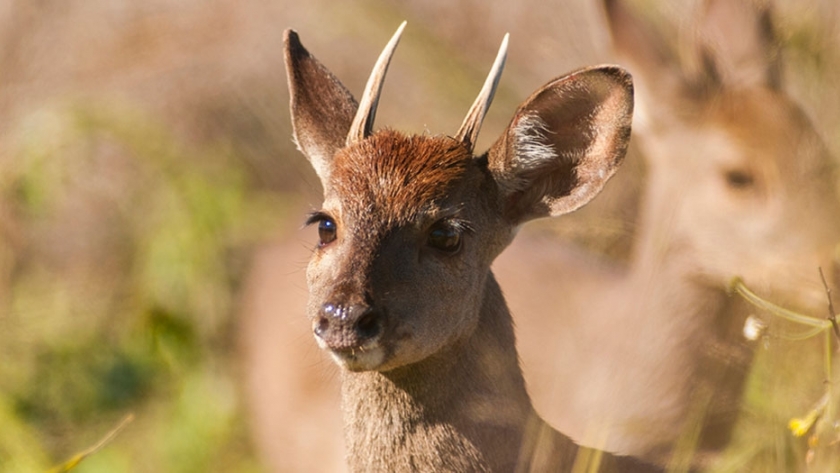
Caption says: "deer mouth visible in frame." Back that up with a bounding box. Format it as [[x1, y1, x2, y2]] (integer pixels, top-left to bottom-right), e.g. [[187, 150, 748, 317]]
[[326, 342, 387, 372]]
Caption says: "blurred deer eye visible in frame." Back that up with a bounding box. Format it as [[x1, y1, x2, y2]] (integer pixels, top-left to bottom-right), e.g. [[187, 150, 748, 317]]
[[427, 222, 463, 253], [724, 169, 755, 189]]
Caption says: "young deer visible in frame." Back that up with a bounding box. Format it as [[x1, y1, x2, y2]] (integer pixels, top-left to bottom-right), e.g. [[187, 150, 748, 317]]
[[502, 0, 840, 466], [284, 23, 663, 472]]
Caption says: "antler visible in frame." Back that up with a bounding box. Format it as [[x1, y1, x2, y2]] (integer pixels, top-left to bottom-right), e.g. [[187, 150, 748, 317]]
[[456, 34, 509, 152], [346, 21, 407, 145]]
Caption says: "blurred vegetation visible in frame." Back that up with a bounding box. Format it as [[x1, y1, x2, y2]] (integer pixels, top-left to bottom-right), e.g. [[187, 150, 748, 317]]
[[0, 0, 838, 472], [714, 280, 840, 472], [0, 100, 287, 472]]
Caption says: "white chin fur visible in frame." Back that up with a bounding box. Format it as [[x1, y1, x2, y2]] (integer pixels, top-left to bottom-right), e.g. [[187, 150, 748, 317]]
[[331, 345, 386, 372]]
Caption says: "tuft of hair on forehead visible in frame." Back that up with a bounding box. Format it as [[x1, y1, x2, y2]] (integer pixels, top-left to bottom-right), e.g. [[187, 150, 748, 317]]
[[329, 130, 476, 225]]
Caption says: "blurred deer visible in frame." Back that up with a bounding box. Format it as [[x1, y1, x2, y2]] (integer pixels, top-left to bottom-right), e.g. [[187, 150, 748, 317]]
[[276, 22, 669, 472], [502, 0, 840, 466]]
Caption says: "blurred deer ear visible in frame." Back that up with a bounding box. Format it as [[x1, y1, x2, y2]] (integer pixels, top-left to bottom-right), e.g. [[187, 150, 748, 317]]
[[284, 29, 358, 185], [488, 66, 633, 224], [695, 0, 782, 90], [602, 0, 678, 93], [601, 0, 681, 132]]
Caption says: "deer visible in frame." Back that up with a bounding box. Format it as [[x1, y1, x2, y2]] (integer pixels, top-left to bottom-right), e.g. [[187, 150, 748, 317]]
[[282, 21, 668, 472], [497, 0, 840, 467]]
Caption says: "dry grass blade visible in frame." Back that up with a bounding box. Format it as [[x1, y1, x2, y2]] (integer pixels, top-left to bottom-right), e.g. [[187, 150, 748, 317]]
[[819, 267, 839, 340], [47, 414, 135, 473], [730, 277, 832, 330]]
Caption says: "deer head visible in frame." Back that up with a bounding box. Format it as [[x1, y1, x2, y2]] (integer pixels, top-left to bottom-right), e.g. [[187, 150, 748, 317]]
[[604, 0, 840, 300], [284, 23, 634, 373]]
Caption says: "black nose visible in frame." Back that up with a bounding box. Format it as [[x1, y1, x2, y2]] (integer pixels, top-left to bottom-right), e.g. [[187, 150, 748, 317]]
[[314, 303, 385, 350]]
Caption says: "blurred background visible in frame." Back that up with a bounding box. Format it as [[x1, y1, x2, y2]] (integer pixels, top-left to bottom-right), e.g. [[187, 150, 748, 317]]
[[0, 0, 838, 472]]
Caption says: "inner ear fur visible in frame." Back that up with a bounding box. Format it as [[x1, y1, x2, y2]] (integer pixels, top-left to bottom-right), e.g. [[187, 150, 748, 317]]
[[488, 66, 633, 224]]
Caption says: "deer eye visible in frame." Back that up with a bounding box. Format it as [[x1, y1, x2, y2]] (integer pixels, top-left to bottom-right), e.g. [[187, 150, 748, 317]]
[[318, 219, 337, 246], [724, 169, 756, 189], [427, 220, 468, 254], [306, 212, 338, 247]]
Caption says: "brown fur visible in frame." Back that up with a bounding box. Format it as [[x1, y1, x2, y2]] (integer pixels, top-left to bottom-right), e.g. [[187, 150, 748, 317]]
[[284, 26, 660, 472], [330, 131, 474, 228]]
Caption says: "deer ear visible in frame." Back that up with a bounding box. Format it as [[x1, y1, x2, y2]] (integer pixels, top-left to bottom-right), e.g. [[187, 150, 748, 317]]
[[284, 29, 358, 185], [602, 0, 678, 92], [487, 66, 633, 224], [695, 0, 781, 90], [601, 0, 684, 131]]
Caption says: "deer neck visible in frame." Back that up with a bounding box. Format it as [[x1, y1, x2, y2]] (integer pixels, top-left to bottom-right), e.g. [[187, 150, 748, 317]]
[[339, 272, 580, 472], [603, 171, 755, 455], [619, 168, 752, 356]]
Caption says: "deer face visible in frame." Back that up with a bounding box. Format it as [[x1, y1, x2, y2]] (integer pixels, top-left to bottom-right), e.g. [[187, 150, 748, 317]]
[[285, 25, 633, 372], [305, 133, 507, 371], [605, 0, 840, 301], [649, 92, 840, 296]]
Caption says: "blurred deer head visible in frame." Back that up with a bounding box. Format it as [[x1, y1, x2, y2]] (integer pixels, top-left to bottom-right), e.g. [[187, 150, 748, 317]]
[[606, 0, 840, 295], [510, 0, 840, 466]]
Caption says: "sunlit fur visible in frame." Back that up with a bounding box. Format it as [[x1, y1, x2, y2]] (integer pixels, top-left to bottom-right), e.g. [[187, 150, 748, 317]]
[[285, 24, 653, 471], [308, 130, 507, 373]]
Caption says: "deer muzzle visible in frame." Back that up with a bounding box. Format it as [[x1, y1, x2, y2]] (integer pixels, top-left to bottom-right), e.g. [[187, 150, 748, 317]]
[[314, 302, 386, 367]]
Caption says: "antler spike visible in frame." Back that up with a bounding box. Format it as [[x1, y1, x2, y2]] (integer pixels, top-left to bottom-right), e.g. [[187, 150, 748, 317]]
[[456, 33, 509, 152], [346, 21, 407, 145]]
